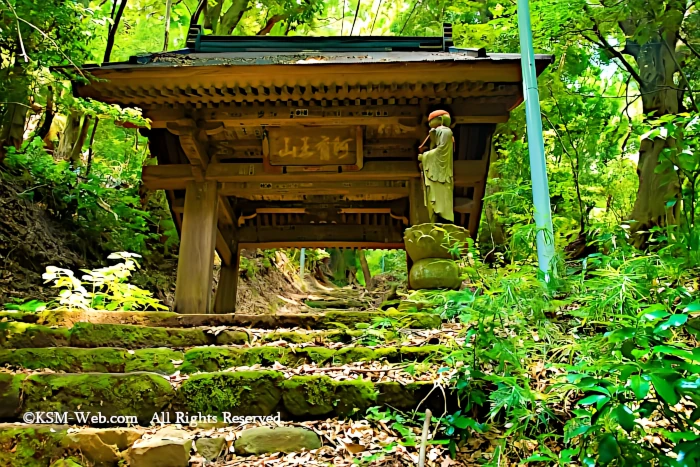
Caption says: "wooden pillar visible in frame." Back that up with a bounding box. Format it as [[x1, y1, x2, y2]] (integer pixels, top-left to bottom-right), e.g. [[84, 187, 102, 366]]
[[175, 181, 218, 314], [409, 179, 431, 225], [214, 240, 240, 314]]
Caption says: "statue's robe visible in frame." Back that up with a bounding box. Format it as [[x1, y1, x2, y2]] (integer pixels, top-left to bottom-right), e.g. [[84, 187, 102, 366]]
[[420, 126, 454, 222]]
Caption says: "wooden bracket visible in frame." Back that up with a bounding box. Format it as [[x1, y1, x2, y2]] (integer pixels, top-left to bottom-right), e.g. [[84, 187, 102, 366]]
[[167, 118, 210, 173]]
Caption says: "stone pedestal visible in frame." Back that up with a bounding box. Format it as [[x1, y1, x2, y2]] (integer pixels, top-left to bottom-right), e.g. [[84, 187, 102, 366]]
[[404, 223, 469, 290]]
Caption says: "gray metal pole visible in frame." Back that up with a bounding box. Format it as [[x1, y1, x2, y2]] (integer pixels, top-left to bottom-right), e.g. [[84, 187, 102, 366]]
[[300, 248, 306, 280], [517, 0, 556, 280]]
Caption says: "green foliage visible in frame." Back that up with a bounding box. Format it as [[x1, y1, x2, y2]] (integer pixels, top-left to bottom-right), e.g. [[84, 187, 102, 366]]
[[40, 252, 167, 311], [428, 235, 700, 464]]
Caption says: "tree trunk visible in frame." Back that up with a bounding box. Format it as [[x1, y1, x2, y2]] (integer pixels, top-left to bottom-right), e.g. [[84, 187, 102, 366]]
[[0, 65, 29, 159], [627, 37, 681, 237], [215, 0, 249, 35], [358, 249, 372, 289], [479, 136, 506, 249], [69, 115, 92, 166], [163, 0, 173, 51], [36, 86, 55, 141], [103, 0, 128, 62], [328, 248, 358, 285], [56, 111, 81, 160]]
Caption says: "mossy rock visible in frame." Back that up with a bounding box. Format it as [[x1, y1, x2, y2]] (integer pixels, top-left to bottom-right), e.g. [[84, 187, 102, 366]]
[[0, 322, 70, 349], [323, 311, 440, 329], [50, 460, 83, 467], [180, 347, 299, 373], [409, 258, 461, 290], [259, 330, 356, 344], [301, 347, 337, 364], [281, 376, 337, 416], [0, 348, 182, 374], [124, 349, 183, 374], [0, 427, 72, 467], [376, 381, 425, 410], [0, 373, 24, 419], [404, 223, 470, 262], [22, 373, 174, 423], [214, 330, 250, 345], [38, 309, 179, 327], [333, 380, 377, 417], [234, 427, 321, 455], [177, 371, 283, 416], [69, 323, 210, 349], [333, 347, 378, 364], [0, 311, 40, 323]]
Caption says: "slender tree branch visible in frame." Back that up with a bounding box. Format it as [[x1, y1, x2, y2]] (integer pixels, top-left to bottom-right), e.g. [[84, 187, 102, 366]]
[[663, 39, 699, 112], [85, 119, 99, 177], [350, 0, 362, 35], [679, 33, 700, 61], [400, 0, 421, 35], [103, 0, 128, 62], [582, 6, 644, 85], [370, 0, 383, 34]]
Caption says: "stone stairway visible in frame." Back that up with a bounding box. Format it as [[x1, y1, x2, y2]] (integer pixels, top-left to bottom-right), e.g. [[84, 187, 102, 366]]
[[0, 305, 460, 466]]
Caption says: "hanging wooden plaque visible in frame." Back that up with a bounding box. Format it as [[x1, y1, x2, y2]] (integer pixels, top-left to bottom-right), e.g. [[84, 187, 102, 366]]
[[265, 126, 362, 168]]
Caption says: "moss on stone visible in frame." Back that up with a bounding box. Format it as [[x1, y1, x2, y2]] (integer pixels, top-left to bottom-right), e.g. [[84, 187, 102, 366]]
[[376, 381, 422, 410], [38, 309, 179, 327], [250, 347, 296, 366], [180, 348, 243, 373], [22, 373, 173, 423], [258, 330, 362, 344], [0, 347, 183, 374], [0, 427, 71, 467], [373, 347, 400, 361], [300, 347, 336, 364], [333, 379, 377, 417], [0, 311, 39, 323], [0, 322, 70, 349], [321, 311, 441, 330], [214, 330, 250, 345], [178, 371, 283, 416], [281, 376, 336, 417], [334, 347, 377, 364], [68, 322, 210, 349], [0, 373, 24, 418], [259, 331, 315, 344], [125, 349, 183, 374], [0, 348, 125, 373], [180, 347, 307, 373]]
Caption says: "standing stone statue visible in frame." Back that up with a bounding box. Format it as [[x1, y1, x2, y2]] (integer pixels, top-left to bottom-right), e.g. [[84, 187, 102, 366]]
[[418, 110, 454, 223]]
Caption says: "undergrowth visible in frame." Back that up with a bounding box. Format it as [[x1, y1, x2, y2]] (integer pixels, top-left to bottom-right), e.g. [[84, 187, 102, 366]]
[[363, 225, 699, 466]]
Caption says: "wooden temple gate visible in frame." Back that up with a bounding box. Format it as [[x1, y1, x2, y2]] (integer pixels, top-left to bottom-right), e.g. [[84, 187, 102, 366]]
[[72, 28, 552, 314]]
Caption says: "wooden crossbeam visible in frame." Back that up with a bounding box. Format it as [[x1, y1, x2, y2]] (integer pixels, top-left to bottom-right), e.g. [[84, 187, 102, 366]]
[[238, 224, 404, 244], [142, 160, 487, 190], [147, 102, 511, 128]]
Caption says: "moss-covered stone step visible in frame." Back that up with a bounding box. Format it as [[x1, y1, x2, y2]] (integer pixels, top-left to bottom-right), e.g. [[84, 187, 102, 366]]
[[0, 322, 235, 349], [0, 322, 429, 350], [0, 371, 455, 425], [0, 347, 184, 374], [177, 371, 453, 419], [180, 344, 447, 373], [0, 345, 447, 374], [0, 372, 174, 424], [34, 309, 441, 329]]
